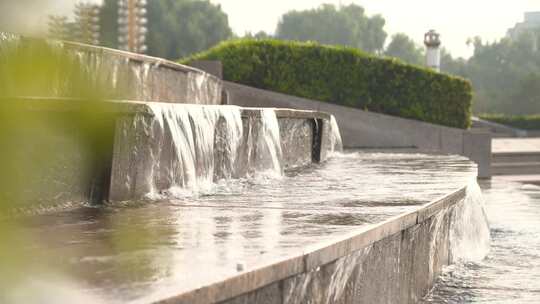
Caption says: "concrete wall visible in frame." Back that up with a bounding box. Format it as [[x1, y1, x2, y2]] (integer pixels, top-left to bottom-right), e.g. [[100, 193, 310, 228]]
[[155, 187, 469, 304], [223, 81, 492, 178], [1, 98, 333, 207], [0, 98, 118, 210], [109, 106, 333, 201], [65, 42, 222, 105], [188, 60, 223, 80], [12, 39, 222, 105], [219, 211, 451, 304], [472, 117, 526, 138]]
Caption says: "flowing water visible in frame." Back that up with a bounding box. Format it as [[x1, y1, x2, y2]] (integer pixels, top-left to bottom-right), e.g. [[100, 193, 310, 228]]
[[4, 151, 485, 303], [118, 104, 287, 200], [449, 182, 491, 263], [329, 114, 343, 153], [423, 179, 540, 303]]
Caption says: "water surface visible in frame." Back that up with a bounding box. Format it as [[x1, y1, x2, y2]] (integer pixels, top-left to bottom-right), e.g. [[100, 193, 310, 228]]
[[424, 178, 540, 303], [6, 152, 477, 303]]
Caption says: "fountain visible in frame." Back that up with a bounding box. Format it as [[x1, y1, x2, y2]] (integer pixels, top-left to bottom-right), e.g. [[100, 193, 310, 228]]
[[0, 36, 489, 304]]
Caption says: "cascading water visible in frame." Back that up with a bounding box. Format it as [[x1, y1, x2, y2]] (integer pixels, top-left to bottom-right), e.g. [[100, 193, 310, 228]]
[[329, 115, 344, 153], [420, 181, 490, 302], [135, 104, 284, 199], [449, 182, 491, 262], [256, 108, 284, 176], [187, 71, 221, 105]]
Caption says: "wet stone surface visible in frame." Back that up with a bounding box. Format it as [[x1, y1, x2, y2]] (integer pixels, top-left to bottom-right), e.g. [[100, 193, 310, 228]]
[[10, 152, 476, 303]]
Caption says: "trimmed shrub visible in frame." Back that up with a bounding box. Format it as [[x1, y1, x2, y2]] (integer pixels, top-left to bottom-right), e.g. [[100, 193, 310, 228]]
[[183, 39, 473, 129], [479, 114, 540, 130]]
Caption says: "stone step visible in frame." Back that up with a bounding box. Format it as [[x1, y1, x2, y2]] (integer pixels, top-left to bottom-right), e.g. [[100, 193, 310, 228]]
[[492, 162, 540, 175], [493, 152, 540, 164]]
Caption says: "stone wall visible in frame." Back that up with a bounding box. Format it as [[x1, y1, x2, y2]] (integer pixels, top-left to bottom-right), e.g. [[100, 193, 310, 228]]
[[109, 105, 333, 201], [218, 208, 453, 304], [0, 98, 118, 210], [155, 188, 470, 304], [1, 98, 333, 207], [64, 42, 222, 104], [6, 39, 222, 105]]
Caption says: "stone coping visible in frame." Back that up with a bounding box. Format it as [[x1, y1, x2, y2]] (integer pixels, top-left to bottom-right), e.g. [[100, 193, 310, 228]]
[[0, 97, 331, 121], [153, 186, 469, 304], [242, 107, 331, 121], [15, 38, 218, 84]]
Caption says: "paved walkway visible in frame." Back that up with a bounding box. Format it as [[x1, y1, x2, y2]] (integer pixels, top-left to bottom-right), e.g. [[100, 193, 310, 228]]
[[492, 138, 540, 153], [491, 138, 540, 178], [495, 174, 540, 185]]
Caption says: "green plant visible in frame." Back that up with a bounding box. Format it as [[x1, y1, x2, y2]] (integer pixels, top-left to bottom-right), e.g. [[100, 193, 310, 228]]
[[183, 39, 473, 129], [478, 113, 540, 130]]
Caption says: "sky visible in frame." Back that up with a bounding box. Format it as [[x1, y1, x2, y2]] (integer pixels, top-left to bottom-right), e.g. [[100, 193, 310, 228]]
[[8, 0, 540, 59]]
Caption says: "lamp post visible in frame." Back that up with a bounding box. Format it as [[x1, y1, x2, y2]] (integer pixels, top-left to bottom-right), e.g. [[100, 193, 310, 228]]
[[118, 0, 147, 53], [74, 3, 100, 45], [424, 30, 441, 72]]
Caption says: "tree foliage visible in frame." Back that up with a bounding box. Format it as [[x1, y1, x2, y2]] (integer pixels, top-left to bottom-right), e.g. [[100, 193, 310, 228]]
[[243, 31, 272, 40], [99, 0, 118, 49], [275, 4, 387, 54], [99, 0, 232, 60], [146, 0, 232, 59], [384, 33, 424, 66], [447, 30, 540, 114]]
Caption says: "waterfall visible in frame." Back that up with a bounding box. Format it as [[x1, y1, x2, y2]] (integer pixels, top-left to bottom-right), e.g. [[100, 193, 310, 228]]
[[187, 71, 221, 105], [449, 181, 491, 262], [256, 109, 284, 176], [133, 104, 284, 199], [329, 115, 343, 153]]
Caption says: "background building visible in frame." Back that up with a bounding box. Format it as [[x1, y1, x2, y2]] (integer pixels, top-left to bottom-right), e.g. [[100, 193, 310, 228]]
[[507, 11, 540, 39]]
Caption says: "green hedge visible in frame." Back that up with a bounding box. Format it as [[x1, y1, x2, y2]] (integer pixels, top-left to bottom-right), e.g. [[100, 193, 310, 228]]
[[479, 114, 540, 130], [183, 39, 473, 129]]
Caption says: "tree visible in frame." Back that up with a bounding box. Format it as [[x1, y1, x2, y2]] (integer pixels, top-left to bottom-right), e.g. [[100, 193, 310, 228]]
[[384, 33, 424, 65], [440, 48, 468, 76], [99, 0, 118, 49], [243, 31, 272, 40], [98, 0, 233, 60], [465, 29, 540, 114], [146, 0, 233, 59], [275, 4, 387, 54]]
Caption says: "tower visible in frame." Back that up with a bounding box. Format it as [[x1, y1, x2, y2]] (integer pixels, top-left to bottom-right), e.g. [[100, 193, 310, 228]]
[[73, 3, 100, 45], [424, 30, 441, 72]]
